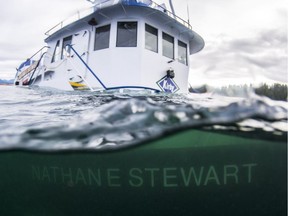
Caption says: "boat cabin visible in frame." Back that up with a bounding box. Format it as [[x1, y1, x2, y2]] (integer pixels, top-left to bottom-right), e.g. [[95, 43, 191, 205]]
[[16, 0, 204, 93]]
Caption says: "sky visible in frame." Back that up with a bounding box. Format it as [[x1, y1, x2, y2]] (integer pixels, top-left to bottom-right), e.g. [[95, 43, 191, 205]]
[[0, 0, 287, 87]]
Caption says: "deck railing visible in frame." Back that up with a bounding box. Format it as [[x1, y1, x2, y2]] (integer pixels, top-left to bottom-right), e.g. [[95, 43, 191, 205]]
[[45, 7, 95, 36], [45, 0, 192, 37], [15, 46, 49, 80], [123, 0, 193, 30]]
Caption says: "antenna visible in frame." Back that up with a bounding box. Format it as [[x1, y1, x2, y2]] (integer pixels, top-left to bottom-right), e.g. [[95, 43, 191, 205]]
[[169, 0, 176, 18], [186, 1, 190, 24]]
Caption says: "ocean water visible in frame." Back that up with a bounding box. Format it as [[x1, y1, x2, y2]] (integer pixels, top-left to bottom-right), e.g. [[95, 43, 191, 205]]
[[0, 85, 287, 216], [0, 85, 287, 151]]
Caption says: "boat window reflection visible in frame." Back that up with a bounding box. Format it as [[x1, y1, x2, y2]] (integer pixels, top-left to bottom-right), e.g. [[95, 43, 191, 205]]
[[145, 24, 158, 53], [61, 36, 73, 59], [162, 32, 174, 59], [178, 40, 187, 65], [94, 24, 111, 51], [116, 22, 137, 47]]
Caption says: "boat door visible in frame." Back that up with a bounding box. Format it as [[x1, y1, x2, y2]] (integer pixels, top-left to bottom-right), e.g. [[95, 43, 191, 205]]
[[69, 30, 90, 78]]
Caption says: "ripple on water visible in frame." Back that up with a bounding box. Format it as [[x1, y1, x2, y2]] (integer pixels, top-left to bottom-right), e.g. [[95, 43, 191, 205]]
[[0, 86, 287, 151]]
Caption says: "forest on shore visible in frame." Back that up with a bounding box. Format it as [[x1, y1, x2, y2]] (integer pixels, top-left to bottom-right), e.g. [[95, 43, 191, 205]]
[[254, 83, 287, 101], [190, 83, 288, 101]]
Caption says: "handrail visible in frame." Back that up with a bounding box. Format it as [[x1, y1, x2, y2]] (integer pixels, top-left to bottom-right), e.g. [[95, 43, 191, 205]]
[[28, 52, 47, 85], [122, 0, 192, 30], [15, 46, 50, 80], [67, 44, 107, 89], [66, 44, 160, 92], [29, 46, 50, 60], [45, 0, 192, 37], [45, 7, 95, 36], [66, 57, 95, 91]]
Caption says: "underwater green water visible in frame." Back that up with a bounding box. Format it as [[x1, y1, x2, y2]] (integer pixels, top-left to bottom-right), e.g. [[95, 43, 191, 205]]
[[0, 131, 287, 216]]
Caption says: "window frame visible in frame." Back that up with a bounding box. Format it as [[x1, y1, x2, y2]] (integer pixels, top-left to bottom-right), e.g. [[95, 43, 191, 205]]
[[145, 23, 158, 53], [178, 40, 188, 65], [61, 35, 73, 59], [94, 24, 111, 51], [162, 32, 174, 59], [116, 21, 138, 47], [51, 40, 60, 63]]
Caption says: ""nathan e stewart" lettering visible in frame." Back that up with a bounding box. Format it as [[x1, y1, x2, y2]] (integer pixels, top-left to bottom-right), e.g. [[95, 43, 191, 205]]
[[31, 163, 257, 188]]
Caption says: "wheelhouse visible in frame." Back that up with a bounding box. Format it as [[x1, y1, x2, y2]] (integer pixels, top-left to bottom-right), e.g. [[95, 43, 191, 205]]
[[15, 0, 204, 93]]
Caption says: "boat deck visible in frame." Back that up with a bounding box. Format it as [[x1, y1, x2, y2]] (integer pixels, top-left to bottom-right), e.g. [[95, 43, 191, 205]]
[[45, 0, 192, 37]]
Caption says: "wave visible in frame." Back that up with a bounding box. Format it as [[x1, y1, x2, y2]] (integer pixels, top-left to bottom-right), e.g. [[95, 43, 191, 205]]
[[0, 86, 286, 151]]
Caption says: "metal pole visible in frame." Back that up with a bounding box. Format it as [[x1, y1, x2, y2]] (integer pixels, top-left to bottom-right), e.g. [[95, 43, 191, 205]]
[[169, 0, 176, 18]]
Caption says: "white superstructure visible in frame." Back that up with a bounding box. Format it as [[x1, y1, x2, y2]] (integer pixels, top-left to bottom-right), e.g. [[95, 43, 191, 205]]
[[15, 0, 204, 93]]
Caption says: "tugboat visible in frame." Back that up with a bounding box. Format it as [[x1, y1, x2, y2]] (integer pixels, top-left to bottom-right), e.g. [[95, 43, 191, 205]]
[[14, 0, 204, 93]]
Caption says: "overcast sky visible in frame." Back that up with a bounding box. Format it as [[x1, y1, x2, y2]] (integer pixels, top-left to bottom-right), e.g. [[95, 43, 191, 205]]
[[0, 0, 287, 87]]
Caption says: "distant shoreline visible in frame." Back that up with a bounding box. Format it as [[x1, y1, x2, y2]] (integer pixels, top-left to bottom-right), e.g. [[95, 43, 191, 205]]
[[0, 79, 14, 85], [0, 84, 13, 86]]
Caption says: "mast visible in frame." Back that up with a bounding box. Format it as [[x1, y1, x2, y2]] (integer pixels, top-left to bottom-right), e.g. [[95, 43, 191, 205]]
[[169, 0, 176, 18], [187, 2, 190, 24]]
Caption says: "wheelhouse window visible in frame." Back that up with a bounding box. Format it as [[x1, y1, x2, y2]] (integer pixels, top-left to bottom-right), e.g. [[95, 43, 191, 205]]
[[94, 24, 111, 51], [61, 35, 72, 59], [178, 40, 188, 65], [162, 32, 174, 59], [145, 24, 158, 53], [51, 40, 60, 63], [116, 22, 137, 47]]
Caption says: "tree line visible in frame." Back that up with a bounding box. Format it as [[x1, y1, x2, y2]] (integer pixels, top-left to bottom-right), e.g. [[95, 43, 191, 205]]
[[190, 83, 287, 101], [254, 83, 287, 101]]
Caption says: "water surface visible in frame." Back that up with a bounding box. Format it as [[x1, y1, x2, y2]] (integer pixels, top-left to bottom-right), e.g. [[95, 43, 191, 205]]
[[0, 85, 287, 151]]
